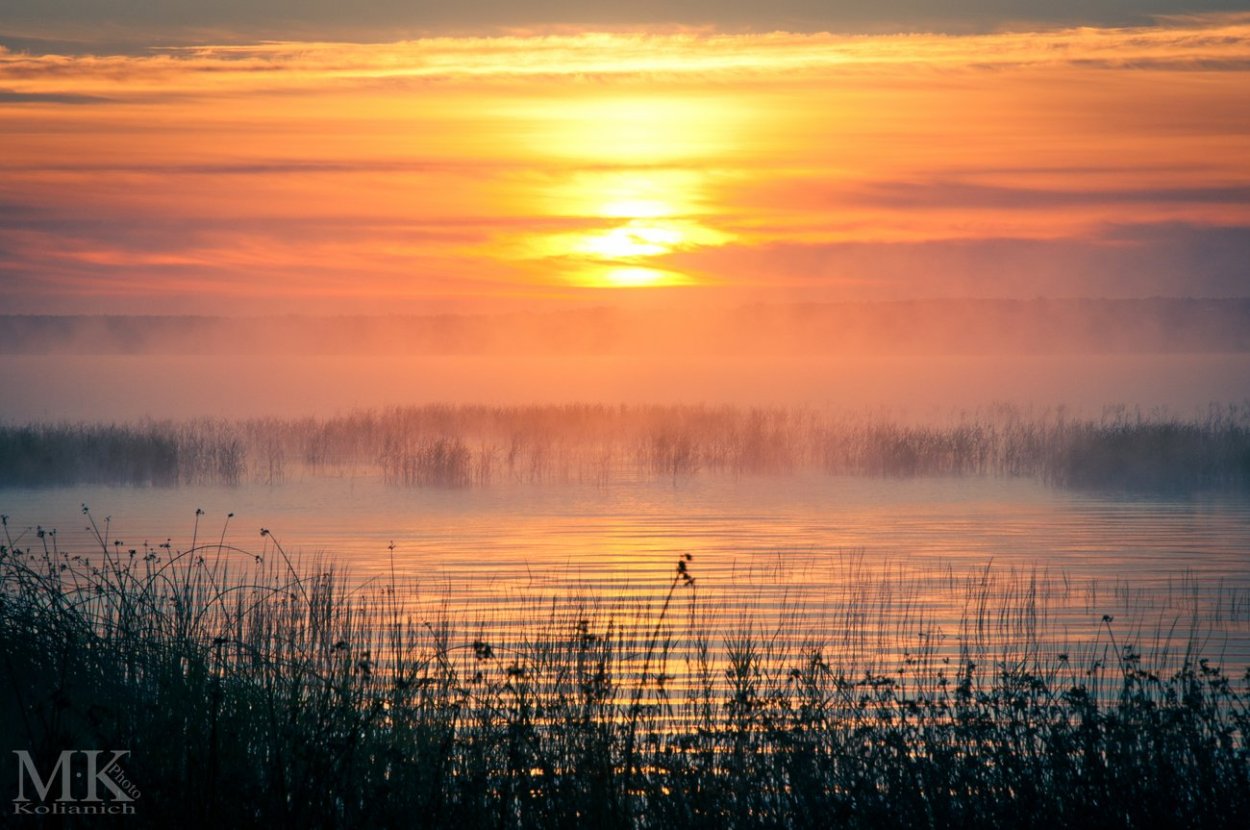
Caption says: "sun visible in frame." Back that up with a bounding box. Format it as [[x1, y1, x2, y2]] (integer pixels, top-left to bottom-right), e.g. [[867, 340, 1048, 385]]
[[504, 114, 738, 288], [556, 215, 728, 287], [548, 184, 732, 287], [555, 213, 730, 288], [573, 221, 686, 259], [602, 266, 674, 287]]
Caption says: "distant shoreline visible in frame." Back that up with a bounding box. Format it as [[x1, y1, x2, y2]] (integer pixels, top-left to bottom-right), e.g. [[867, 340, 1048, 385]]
[[5, 298, 1250, 356]]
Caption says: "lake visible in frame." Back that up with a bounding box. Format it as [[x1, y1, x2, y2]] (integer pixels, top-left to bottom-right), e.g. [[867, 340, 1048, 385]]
[[4, 350, 1250, 686], [4, 471, 1249, 684]]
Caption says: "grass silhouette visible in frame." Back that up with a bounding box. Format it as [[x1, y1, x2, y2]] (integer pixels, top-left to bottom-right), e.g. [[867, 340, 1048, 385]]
[[2, 510, 1248, 827]]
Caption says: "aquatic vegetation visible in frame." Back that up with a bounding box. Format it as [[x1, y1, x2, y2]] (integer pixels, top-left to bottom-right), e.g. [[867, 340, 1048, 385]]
[[3, 403, 1249, 492], [0, 423, 179, 486], [2, 512, 1248, 828]]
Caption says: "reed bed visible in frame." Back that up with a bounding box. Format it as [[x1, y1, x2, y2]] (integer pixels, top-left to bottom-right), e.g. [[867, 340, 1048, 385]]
[[0, 424, 180, 486], [2, 511, 1248, 828], [3, 404, 1249, 492]]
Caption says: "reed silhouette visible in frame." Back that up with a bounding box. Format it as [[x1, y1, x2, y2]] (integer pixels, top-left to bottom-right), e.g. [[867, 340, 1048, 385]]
[[3, 404, 1248, 492], [2, 511, 1248, 828]]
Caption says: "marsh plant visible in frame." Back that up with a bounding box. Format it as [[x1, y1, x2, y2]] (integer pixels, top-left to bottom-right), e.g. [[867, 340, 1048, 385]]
[[3, 403, 1249, 492], [2, 510, 1249, 828]]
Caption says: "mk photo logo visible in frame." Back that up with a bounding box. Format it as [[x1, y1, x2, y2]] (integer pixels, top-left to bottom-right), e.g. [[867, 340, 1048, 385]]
[[12, 750, 140, 816]]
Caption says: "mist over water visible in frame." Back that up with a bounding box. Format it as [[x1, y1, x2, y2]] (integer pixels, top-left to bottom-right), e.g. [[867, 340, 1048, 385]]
[[4, 301, 1247, 421], [2, 353, 1248, 422], [3, 304, 1249, 678]]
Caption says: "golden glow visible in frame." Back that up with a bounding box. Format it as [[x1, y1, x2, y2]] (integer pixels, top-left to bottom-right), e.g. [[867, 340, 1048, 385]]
[[520, 167, 734, 287], [499, 97, 742, 288], [600, 199, 672, 219], [503, 96, 742, 164], [600, 266, 680, 288], [574, 222, 684, 259], [546, 170, 708, 219], [1, 19, 1249, 309], [541, 218, 732, 286]]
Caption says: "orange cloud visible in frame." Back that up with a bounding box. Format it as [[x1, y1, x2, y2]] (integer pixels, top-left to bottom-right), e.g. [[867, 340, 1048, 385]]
[[1, 16, 1248, 310]]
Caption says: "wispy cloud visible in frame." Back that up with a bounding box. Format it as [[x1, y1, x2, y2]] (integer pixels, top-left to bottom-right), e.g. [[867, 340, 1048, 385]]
[[4, 18, 1250, 86], [2, 16, 1248, 311]]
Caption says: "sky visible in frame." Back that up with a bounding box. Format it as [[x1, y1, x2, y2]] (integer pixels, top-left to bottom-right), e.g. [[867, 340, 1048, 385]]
[[2, 4, 1249, 313], [5, 2, 1250, 45]]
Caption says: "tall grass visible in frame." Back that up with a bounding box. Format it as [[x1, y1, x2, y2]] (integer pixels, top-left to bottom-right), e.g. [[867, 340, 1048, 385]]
[[4, 404, 1249, 492], [2, 512, 1248, 827]]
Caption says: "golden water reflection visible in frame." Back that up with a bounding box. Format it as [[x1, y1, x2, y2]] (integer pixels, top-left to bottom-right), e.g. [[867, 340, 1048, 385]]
[[9, 473, 1250, 701]]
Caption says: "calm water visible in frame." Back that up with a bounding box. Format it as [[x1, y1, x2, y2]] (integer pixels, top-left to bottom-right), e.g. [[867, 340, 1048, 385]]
[[4, 473, 1250, 675]]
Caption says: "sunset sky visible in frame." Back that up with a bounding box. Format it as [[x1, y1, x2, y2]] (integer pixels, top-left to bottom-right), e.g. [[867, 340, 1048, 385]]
[[2, 5, 1249, 313]]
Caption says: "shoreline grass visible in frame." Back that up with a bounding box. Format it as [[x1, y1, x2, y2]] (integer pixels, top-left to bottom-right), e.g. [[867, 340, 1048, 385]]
[[2, 512, 1248, 827]]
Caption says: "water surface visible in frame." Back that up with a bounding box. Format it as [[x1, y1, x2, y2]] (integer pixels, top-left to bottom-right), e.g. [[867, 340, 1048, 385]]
[[5, 473, 1248, 675]]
